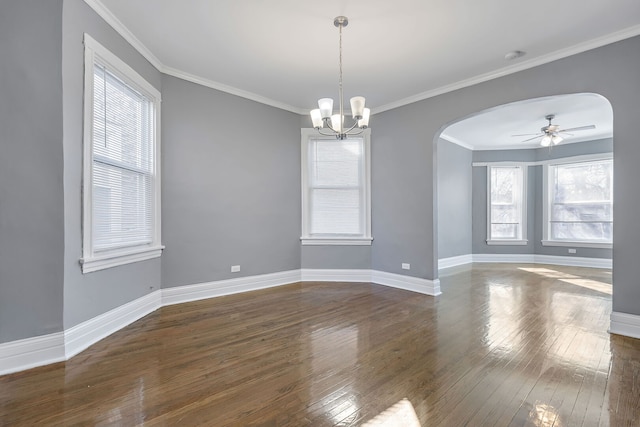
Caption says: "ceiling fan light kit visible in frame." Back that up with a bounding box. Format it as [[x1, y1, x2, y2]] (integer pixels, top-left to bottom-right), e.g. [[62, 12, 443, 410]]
[[310, 16, 370, 140]]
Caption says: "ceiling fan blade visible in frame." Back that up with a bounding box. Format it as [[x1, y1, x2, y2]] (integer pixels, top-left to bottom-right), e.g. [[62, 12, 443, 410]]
[[559, 125, 596, 132], [521, 135, 542, 143], [511, 132, 542, 137]]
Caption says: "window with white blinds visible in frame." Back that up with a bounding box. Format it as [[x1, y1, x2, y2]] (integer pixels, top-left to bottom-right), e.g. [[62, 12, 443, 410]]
[[81, 34, 162, 273], [301, 129, 372, 245]]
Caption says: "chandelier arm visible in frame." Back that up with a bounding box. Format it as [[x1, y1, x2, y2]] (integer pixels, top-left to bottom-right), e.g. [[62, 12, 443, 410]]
[[317, 128, 340, 137], [343, 119, 361, 134], [345, 128, 365, 136], [323, 118, 337, 133]]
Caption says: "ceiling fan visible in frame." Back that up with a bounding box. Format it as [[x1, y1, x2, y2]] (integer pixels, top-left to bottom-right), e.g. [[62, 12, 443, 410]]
[[512, 114, 596, 146]]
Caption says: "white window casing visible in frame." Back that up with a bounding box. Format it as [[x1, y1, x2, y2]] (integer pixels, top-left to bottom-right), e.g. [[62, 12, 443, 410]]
[[81, 34, 163, 273], [301, 128, 372, 245], [487, 165, 527, 245]]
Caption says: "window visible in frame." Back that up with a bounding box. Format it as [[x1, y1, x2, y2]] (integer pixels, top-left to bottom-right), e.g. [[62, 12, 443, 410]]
[[81, 34, 163, 273], [487, 165, 527, 245], [543, 157, 613, 248], [301, 129, 372, 245]]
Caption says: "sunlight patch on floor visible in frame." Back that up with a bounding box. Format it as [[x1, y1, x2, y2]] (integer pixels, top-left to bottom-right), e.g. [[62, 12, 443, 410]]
[[559, 278, 611, 295], [518, 267, 611, 295]]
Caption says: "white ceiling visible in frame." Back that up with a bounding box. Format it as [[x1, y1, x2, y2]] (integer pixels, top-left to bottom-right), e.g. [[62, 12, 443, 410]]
[[91, 0, 640, 116], [440, 93, 614, 150]]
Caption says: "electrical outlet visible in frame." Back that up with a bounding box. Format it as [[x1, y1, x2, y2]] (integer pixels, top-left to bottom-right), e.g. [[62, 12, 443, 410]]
[[402, 263, 410, 270], [568, 248, 577, 254], [231, 265, 241, 273]]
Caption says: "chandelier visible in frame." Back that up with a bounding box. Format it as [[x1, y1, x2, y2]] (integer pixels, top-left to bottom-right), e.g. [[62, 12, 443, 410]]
[[310, 16, 370, 140]]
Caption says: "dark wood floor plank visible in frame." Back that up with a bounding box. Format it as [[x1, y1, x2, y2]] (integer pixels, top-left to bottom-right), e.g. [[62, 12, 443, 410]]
[[1, 263, 638, 426]]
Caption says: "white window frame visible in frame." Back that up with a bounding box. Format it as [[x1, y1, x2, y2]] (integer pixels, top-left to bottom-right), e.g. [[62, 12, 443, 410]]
[[300, 128, 372, 245], [80, 34, 163, 273], [486, 164, 528, 245], [542, 154, 613, 249]]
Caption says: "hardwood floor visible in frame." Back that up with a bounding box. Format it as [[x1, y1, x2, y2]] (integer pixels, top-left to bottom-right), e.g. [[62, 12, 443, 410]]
[[1, 263, 639, 426]]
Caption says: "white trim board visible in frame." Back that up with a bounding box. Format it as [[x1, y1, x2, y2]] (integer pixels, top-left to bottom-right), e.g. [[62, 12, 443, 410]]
[[438, 254, 473, 270], [301, 269, 441, 296], [610, 312, 640, 340], [439, 254, 611, 269], [162, 270, 301, 306], [0, 333, 65, 376], [472, 153, 613, 167], [64, 290, 162, 359]]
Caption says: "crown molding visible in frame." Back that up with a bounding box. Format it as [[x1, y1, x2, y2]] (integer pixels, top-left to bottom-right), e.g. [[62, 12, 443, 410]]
[[83, 0, 163, 70], [162, 66, 305, 114], [372, 24, 640, 115], [439, 133, 475, 150]]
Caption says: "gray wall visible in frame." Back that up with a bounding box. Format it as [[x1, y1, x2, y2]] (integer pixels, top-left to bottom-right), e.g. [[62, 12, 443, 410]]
[[437, 139, 472, 259], [372, 104, 437, 279], [61, 0, 163, 329], [301, 246, 372, 270], [471, 138, 613, 258], [0, 0, 65, 343], [372, 35, 640, 317], [161, 76, 301, 288]]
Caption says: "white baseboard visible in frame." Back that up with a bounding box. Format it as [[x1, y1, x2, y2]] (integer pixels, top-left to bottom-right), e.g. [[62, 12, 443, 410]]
[[300, 269, 441, 296], [372, 270, 441, 296], [162, 269, 301, 306], [472, 254, 536, 264], [301, 268, 371, 282], [610, 312, 640, 339], [438, 254, 473, 270], [533, 255, 612, 269], [0, 332, 65, 376], [439, 253, 612, 269], [64, 290, 162, 359]]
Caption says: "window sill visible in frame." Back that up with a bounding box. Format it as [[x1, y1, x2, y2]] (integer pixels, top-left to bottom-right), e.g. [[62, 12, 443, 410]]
[[80, 245, 164, 273], [541, 240, 612, 249], [301, 237, 373, 246], [486, 239, 528, 246]]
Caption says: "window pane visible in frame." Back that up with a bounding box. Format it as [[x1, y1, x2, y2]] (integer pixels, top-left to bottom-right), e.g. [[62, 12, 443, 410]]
[[310, 189, 361, 235], [551, 222, 612, 242], [491, 205, 518, 223], [554, 162, 612, 204], [492, 224, 518, 239], [94, 64, 154, 173], [551, 203, 612, 222], [310, 139, 362, 187], [491, 168, 516, 204], [93, 162, 153, 250]]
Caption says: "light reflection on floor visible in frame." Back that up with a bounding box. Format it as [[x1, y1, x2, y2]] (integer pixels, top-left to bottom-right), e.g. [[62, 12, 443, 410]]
[[518, 267, 612, 295]]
